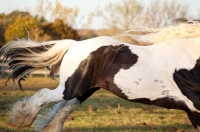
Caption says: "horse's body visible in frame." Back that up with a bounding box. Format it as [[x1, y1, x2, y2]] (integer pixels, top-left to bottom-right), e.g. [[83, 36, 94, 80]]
[[1, 22, 200, 131]]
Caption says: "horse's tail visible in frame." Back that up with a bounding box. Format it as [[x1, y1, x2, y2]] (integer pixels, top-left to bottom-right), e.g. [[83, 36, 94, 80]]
[[0, 39, 75, 90]]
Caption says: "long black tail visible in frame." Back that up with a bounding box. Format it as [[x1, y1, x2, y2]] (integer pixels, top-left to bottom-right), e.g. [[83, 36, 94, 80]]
[[0, 39, 75, 90]]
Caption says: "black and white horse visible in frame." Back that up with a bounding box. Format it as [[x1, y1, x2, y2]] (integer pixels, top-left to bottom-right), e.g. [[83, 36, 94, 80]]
[[1, 21, 200, 132]]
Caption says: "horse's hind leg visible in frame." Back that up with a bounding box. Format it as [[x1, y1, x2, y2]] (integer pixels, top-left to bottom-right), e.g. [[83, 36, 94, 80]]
[[186, 111, 200, 132], [34, 88, 99, 132], [7, 85, 65, 128], [34, 98, 80, 132]]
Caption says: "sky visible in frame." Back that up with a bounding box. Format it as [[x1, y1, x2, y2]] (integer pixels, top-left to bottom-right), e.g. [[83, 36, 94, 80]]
[[0, 0, 200, 29]]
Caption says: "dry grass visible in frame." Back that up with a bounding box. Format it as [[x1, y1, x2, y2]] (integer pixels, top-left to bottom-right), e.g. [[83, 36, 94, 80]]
[[0, 77, 195, 132]]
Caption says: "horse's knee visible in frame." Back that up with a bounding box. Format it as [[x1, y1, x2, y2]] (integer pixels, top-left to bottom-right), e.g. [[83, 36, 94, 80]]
[[31, 88, 51, 106], [31, 87, 65, 105]]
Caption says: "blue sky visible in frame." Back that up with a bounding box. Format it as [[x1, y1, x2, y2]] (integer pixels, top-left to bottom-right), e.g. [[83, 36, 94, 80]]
[[0, 0, 200, 29]]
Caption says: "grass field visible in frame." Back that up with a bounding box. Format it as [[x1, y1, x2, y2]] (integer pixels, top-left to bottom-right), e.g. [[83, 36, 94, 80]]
[[0, 77, 195, 132]]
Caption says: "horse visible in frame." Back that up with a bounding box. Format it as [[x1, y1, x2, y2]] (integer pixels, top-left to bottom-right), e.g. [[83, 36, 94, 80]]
[[1, 20, 200, 132]]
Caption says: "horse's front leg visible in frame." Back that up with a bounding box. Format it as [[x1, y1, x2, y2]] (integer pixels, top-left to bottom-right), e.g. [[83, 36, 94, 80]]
[[7, 85, 65, 128]]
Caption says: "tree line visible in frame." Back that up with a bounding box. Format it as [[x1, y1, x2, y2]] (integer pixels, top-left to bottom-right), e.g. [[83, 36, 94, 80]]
[[0, 0, 193, 46], [0, 11, 80, 46]]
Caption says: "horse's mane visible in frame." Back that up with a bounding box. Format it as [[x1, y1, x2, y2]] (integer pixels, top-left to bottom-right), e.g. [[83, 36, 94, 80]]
[[114, 18, 200, 45]]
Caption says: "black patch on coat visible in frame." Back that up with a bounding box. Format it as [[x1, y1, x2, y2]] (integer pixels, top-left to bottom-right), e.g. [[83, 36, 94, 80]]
[[63, 45, 138, 101], [63, 45, 139, 101], [173, 59, 200, 110], [131, 97, 188, 110], [105, 46, 138, 98], [77, 88, 100, 103], [173, 59, 200, 129]]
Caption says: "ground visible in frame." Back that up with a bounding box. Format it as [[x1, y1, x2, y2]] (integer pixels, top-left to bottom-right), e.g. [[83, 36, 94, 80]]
[[0, 77, 195, 132]]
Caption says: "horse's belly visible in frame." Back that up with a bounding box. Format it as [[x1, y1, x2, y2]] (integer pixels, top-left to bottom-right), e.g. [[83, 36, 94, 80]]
[[113, 67, 181, 101]]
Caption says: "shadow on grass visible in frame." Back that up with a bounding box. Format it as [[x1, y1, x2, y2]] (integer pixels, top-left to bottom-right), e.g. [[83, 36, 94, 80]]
[[63, 124, 194, 132], [0, 124, 194, 132], [0, 127, 34, 132]]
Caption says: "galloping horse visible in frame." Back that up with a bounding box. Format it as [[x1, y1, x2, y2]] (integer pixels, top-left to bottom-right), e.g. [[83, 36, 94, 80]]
[[1, 20, 200, 131]]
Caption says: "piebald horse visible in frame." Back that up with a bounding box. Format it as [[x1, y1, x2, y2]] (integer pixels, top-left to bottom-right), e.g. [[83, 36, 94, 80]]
[[1, 20, 200, 131]]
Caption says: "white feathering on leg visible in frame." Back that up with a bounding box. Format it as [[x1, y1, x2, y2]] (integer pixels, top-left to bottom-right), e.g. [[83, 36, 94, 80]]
[[7, 88, 55, 128], [34, 98, 80, 132], [8, 97, 41, 127]]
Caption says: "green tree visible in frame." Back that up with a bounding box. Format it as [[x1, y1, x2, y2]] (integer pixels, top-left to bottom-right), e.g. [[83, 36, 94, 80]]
[[0, 11, 31, 45], [4, 15, 44, 42], [42, 19, 80, 40]]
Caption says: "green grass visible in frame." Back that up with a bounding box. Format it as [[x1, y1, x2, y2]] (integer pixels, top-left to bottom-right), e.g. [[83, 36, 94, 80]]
[[0, 77, 195, 132]]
